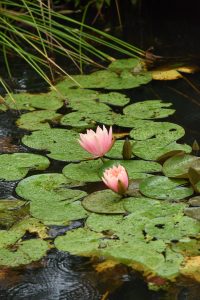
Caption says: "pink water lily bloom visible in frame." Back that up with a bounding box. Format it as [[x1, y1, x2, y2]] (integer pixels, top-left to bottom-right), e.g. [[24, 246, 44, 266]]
[[79, 126, 114, 158], [102, 165, 129, 195]]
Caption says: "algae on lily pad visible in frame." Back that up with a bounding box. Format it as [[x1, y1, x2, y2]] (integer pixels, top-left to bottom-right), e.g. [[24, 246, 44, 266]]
[[86, 213, 124, 233], [163, 154, 200, 178], [16, 110, 62, 131], [1, 91, 63, 111], [82, 190, 125, 214], [140, 175, 193, 200], [123, 100, 175, 119], [16, 173, 86, 202], [98, 92, 130, 107], [0, 239, 49, 267], [0, 153, 50, 181]]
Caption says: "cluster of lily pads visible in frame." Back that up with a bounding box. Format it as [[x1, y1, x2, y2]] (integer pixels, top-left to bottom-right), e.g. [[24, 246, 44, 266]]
[[0, 58, 200, 287]]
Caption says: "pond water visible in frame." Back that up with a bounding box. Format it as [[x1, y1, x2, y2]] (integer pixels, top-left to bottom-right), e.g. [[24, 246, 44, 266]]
[[1, 2, 200, 300]]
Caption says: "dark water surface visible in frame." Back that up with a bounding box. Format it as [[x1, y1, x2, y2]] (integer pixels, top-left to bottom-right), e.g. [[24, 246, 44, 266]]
[[1, 2, 200, 299]]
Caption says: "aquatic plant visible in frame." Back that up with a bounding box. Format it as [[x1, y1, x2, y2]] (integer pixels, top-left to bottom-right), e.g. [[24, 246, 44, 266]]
[[102, 164, 129, 194], [79, 126, 114, 158]]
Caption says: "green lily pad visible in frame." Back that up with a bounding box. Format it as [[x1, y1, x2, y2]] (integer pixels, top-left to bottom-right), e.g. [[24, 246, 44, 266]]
[[16, 173, 86, 202], [16, 110, 62, 131], [63, 159, 102, 182], [108, 58, 142, 72], [188, 167, 200, 193], [100, 159, 162, 180], [0, 153, 50, 181], [68, 100, 111, 113], [60, 111, 96, 130], [0, 239, 49, 267], [82, 190, 125, 214], [106, 140, 134, 159], [22, 128, 89, 162], [163, 154, 200, 178], [140, 176, 193, 200], [86, 213, 124, 233], [123, 100, 175, 119], [55, 228, 103, 255], [123, 197, 186, 219], [1, 91, 63, 111], [65, 88, 100, 102], [145, 215, 200, 241], [132, 138, 192, 160], [98, 92, 130, 107], [130, 121, 185, 141], [55, 69, 152, 90], [30, 200, 88, 225]]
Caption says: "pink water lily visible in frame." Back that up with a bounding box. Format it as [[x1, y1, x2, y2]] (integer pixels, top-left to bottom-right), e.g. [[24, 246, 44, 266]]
[[79, 126, 114, 158], [102, 164, 129, 195]]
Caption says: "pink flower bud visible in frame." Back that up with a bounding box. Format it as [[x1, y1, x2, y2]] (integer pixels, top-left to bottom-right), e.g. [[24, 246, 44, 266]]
[[78, 126, 114, 158], [102, 165, 129, 195]]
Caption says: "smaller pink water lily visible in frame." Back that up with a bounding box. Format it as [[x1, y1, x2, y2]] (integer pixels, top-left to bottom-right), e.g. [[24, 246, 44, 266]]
[[79, 126, 114, 158], [102, 164, 129, 195]]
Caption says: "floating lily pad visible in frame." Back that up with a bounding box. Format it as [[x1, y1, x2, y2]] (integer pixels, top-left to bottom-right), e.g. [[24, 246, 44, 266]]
[[0, 153, 50, 181], [30, 200, 88, 225], [100, 159, 162, 180], [163, 154, 200, 178], [55, 69, 152, 90], [130, 121, 185, 141], [82, 190, 125, 214], [16, 173, 86, 202], [123, 197, 186, 219], [145, 215, 200, 241], [132, 138, 192, 160], [22, 128, 89, 162], [68, 100, 111, 113], [140, 176, 193, 200], [98, 92, 130, 107], [60, 111, 96, 130], [188, 167, 200, 193], [189, 196, 200, 206], [86, 213, 124, 233], [55, 228, 103, 255], [123, 100, 175, 119], [63, 159, 102, 182], [106, 140, 134, 159], [16, 110, 62, 131], [0, 239, 49, 267], [1, 91, 63, 111], [108, 58, 142, 72]]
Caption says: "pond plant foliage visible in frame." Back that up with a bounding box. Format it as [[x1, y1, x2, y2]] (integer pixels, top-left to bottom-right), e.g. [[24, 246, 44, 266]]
[[0, 58, 200, 290]]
